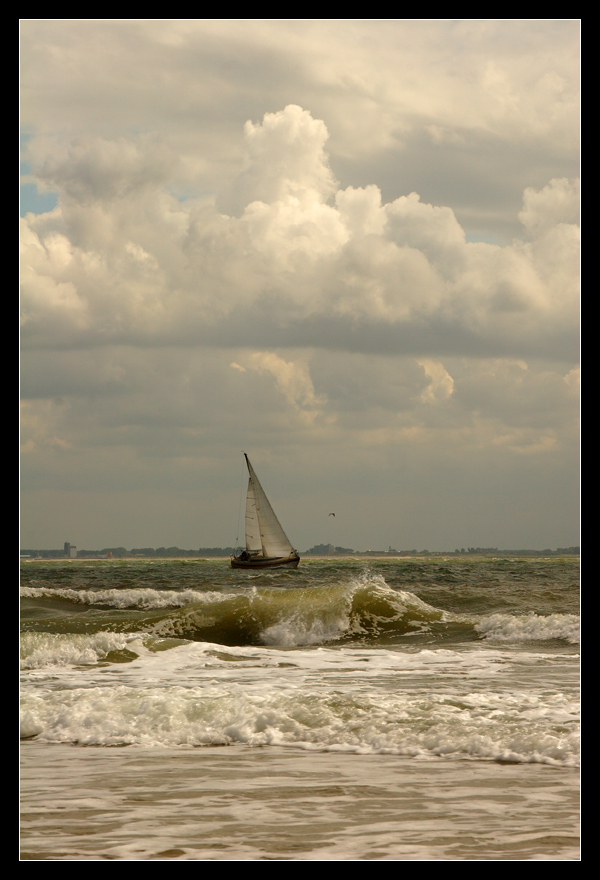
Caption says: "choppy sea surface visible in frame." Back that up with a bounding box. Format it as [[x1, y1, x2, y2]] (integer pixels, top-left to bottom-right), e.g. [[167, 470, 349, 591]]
[[20, 556, 580, 860]]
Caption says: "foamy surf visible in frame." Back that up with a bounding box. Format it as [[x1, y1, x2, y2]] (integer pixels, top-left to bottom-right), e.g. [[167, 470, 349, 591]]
[[21, 556, 580, 860], [20, 633, 579, 766], [20, 669, 579, 766], [475, 612, 580, 644]]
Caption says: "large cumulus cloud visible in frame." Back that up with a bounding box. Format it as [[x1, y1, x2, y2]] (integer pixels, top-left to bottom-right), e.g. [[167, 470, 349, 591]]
[[21, 105, 579, 361]]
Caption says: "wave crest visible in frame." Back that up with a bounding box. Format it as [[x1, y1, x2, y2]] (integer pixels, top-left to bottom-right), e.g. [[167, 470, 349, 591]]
[[476, 612, 580, 644]]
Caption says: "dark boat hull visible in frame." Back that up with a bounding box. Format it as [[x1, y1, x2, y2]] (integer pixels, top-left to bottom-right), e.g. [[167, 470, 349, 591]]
[[231, 554, 300, 570]]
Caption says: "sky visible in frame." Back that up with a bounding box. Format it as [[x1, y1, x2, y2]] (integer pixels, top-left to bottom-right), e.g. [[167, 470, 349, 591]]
[[20, 19, 580, 552]]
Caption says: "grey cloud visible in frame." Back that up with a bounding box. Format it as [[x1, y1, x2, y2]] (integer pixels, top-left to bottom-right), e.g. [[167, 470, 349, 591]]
[[20, 23, 579, 551]]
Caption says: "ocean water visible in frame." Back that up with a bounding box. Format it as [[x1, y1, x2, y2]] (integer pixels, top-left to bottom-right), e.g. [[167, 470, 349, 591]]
[[20, 557, 580, 860]]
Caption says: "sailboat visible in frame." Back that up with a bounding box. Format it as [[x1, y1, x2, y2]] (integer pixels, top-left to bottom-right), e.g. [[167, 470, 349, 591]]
[[231, 454, 300, 569]]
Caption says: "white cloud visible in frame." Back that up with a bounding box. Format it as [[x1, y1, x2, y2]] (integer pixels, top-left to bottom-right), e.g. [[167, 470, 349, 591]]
[[21, 106, 580, 363], [335, 185, 386, 237], [417, 360, 455, 404], [225, 105, 338, 212], [519, 178, 580, 236]]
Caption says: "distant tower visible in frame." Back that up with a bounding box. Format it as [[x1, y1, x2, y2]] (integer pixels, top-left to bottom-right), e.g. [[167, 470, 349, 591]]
[[64, 542, 70, 557]]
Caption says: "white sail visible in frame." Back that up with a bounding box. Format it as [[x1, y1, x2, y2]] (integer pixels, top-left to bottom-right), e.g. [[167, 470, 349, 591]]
[[244, 481, 262, 553], [244, 454, 295, 558]]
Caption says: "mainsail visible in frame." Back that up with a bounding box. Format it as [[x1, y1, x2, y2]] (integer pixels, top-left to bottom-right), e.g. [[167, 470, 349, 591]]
[[244, 454, 295, 558]]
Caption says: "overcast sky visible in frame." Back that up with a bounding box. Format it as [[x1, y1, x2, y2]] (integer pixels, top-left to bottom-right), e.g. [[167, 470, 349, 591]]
[[20, 19, 580, 552]]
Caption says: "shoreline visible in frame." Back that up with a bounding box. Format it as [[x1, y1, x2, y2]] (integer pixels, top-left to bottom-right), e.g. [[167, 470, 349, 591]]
[[20, 553, 580, 562]]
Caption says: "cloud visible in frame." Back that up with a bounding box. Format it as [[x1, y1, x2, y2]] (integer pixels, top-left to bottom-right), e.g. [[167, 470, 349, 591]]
[[20, 399, 72, 453], [31, 135, 178, 205], [19, 21, 579, 550], [518, 178, 580, 236], [221, 104, 338, 213], [21, 105, 580, 364], [232, 351, 327, 426], [417, 360, 455, 404]]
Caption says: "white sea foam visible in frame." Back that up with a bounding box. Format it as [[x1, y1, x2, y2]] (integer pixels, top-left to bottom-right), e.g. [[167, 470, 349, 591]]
[[19, 677, 580, 765], [20, 631, 137, 669], [475, 612, 580, 644], [20, 586, 230, 609], [20, 638, 580, 766]]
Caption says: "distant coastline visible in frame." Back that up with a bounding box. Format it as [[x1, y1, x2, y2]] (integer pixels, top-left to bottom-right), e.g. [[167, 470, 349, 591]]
[[20, 545, 580, 560]]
